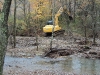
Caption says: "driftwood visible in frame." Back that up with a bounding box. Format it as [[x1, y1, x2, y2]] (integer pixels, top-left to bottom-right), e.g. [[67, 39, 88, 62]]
[[44, 48, 74, 58], [83, 51, 100, 59]]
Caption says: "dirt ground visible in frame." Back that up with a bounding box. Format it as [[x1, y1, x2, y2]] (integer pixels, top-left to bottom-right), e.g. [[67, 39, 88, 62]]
[[7, 36, 100, 59], [3, 36, 100, 75]]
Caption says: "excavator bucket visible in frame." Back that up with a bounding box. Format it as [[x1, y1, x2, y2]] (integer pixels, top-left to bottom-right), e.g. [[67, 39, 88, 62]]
[[69, 16, 73, 20]]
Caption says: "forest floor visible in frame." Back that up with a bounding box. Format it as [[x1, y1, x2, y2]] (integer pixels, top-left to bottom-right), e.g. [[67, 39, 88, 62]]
[[3, 36, 100, 75], [6, 36, 100, 59]]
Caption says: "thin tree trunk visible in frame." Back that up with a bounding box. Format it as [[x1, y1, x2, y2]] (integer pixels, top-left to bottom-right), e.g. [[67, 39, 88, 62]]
[[0, 0, 12, 75], [93, 24, 96, 44], [91, 0, 96, 44], [23, 0, 26, 21], [84, 25, 87, 44], [13, 0, 16, 48], [50, 0, 55, 50], [73, 0, 76, 22], [27, 2, 30, 36], [84, 15, 87, 44]]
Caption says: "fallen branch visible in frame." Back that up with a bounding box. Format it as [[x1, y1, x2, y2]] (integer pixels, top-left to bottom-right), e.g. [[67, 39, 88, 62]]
[[43, 48, 73, 57]]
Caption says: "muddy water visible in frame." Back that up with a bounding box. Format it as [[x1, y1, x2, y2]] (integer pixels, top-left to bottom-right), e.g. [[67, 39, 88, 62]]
[[4, 55, 100, 74]]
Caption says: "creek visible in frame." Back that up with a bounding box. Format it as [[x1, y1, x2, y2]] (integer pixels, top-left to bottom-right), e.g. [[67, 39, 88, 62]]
[[4, 55, 100, 75]]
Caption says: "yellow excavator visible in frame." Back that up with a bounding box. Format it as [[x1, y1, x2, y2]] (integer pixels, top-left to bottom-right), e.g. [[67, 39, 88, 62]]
[[43, 6, 73, 36]]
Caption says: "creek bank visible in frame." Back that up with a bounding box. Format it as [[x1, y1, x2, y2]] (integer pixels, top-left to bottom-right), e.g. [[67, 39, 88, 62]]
[[7, 36, 100, 59]]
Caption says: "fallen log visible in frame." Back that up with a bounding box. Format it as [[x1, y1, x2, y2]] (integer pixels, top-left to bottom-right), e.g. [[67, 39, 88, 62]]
[[43, 48, 73, 57]]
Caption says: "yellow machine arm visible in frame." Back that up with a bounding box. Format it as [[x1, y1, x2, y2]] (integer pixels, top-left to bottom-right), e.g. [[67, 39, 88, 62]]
[[54, 7, 63, 26], [54, 6, 72, 26]]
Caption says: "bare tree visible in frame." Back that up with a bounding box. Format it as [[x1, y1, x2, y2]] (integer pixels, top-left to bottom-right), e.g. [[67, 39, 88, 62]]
[[91, 0, 97, 44], [13, 0, 17, 48], [19, 0, 28, 20], [50, 0, 55, 50], [0, 0, 12, 75], [73, 0, 76, 22]]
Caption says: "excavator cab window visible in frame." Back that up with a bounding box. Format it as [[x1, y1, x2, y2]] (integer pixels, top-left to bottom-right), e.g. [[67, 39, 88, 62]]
[[46, 20, 53, 25]]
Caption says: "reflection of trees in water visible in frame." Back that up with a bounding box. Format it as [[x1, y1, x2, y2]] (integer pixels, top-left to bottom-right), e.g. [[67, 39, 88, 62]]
[[72, 57, 81, 73], [61, 57, 73, 72], [91, 60, 96, 74], [60, 57, 99, 74], [80, 58, 96, 74]]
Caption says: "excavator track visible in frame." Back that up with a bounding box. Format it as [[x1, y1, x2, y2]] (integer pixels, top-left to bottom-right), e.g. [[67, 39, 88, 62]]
[[53, 29, 65, 36], [44, 29, 65, 37]]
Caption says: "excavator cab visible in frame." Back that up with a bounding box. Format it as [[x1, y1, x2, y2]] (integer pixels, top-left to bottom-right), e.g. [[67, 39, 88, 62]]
[[46, 20, 53, 25], [43, 20, 62, 36]]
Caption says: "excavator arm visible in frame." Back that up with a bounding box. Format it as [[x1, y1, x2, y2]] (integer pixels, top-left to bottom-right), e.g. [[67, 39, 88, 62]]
[[54, 6, 73, 26], [63, 7, 73, 20], [54, 7, 63, 26]]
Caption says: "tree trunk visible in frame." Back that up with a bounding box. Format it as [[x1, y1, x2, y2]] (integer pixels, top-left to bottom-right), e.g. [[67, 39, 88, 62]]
[[50, 0, 55, 50], [73, 0, 76, 22], [91, 0, 96, 44], [27, 2, 30, 36], [0, 0, 12, 75], [13, 0, 16, 48], [23, 0, 26, 21]]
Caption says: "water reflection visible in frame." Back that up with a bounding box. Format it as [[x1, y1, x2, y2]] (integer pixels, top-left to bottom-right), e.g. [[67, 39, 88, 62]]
[[4, 55, 100, 74], [80, 58, 99, 74], [57, 56, 100, 74], [60, 57, 73, 72]]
